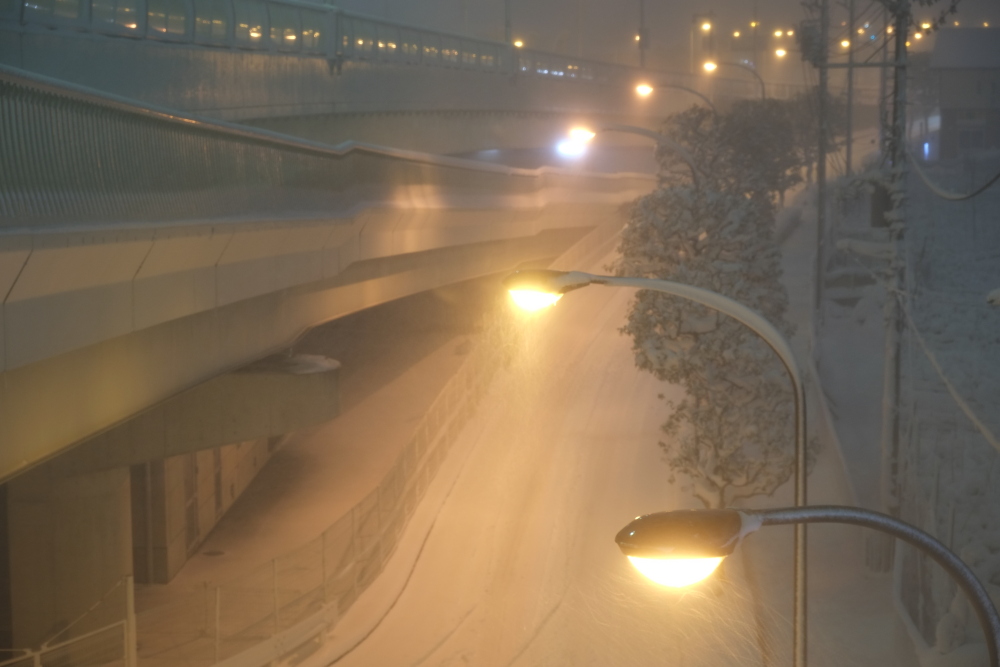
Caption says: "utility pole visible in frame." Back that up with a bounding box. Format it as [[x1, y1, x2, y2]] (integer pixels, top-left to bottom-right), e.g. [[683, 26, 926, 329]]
[[845, 0, 855, 176], [878, 5, 889, 150], [638, 0, 646, 68], [814, 0, 830, 321], [504, 0, 511, 43], [875, 0, 910, 572]]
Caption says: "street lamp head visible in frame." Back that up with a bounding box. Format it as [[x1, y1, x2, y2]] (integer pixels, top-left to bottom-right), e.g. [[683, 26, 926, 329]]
[[635, 83, 654, 97], [701, 22, 711, 31], [615, 510, 748, 587], [703, 61, 718, 72], [513, 39, 524, 48], [502, 269, 593, 311], [775, 48, 787, 57]]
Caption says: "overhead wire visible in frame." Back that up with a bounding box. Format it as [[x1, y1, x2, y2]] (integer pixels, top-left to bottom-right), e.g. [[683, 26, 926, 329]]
[[907, 151, 1000, 201]]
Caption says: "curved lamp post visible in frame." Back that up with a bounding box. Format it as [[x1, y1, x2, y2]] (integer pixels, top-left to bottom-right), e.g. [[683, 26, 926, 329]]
[[703, 60, 766, 100], [635, 82, 718, 114], [617, 506, 1000, 667], [502, 268, 808, 664]]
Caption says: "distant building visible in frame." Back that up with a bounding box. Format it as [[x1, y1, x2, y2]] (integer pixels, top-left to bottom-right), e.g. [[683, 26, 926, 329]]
[[930, 28, 1000, 159]]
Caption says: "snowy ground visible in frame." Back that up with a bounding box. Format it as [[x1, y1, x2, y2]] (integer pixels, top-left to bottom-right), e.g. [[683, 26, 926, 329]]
[[304, 213, 900, 667], [816, 150, 1000, 660]]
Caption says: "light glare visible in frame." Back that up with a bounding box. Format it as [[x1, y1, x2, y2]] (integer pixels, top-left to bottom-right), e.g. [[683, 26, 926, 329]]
[[508, 290, 562, 311], [703, 61, 718, 72], [775, 48, 787, 57], [569, 127, 597, 141], [635, 83, 654, 96], [513, 39, 523, 47], [556, 139, 586, 157], [701, 22, 711, 31], [841, 39, 850, 47], [627, 556, 725, 587]]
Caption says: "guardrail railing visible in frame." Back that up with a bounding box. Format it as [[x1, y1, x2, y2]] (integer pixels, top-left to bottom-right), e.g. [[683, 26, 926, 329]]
[[0, 64, 651, 229], [134, 297, 518, 667]]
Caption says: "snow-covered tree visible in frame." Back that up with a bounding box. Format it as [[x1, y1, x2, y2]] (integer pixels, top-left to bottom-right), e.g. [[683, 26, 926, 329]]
[[615, 105, 807, 509]]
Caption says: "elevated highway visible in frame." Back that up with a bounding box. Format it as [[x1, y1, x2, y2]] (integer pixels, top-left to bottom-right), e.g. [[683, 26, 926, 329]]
[[0, 1, 860, 152], [0, 14, 877, 652], [0, 65, 653, 484]]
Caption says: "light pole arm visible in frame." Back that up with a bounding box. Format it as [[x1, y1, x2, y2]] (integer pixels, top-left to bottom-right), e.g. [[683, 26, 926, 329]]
[[584, 271, 808, 667], [583, 273, 805, 501], [719, 62, 766, 100], [750, 506, 1000, 667], [657, 84, 718, 114]]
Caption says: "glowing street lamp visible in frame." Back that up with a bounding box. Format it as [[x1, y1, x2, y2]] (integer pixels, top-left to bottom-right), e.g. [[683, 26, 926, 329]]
[[920, 21, 932, 30], [703, 60, 766, 99], [616, 506, 1000, 667], [701, 21, 711, 31], [775, 48, 787, 57], [634, 82, 717, 113], [841, 39, 850, 48], [513, 39, 524, 48], [503, 268, 808, 662]]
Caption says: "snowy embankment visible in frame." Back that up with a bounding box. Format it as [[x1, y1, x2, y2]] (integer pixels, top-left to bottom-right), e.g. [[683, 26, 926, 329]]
[[816, 151, 1000, 666]]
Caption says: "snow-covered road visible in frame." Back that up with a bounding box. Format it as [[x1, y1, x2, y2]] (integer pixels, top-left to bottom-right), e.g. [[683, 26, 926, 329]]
[[322, 272, 772, 667]]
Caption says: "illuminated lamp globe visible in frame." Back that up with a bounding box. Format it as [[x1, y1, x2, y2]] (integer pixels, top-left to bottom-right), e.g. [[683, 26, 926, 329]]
[[615, 509, 743, 588], [502, 269, 592, 312]]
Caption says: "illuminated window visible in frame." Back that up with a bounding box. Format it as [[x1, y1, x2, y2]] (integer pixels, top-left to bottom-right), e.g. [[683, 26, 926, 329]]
[[91, 0, 139, 30], [147, 0, 187, 37], [268, 4, 300, 50], [193, 0, 228, 42], [234, 0, 266, 45], [300, 10, 323, 51]]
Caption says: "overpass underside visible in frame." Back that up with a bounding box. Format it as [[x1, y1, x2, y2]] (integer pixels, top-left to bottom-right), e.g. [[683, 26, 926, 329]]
[[0, 65, 652, 649]]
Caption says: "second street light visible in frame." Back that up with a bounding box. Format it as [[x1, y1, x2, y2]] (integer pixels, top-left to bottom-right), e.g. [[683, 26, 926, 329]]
[[502, 268, 809, 664], [617, 506, 1000, 667], [634, 81, 718, 114], [702, 59, 766, 99]]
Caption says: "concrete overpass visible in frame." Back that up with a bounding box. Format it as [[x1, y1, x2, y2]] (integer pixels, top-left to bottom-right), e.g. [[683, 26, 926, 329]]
[[0, 9, 877, 652]]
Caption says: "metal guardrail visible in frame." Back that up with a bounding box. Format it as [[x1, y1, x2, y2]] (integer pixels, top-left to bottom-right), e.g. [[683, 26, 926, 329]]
[[0, 64, 652, 229], [134, 301, 515, 667]]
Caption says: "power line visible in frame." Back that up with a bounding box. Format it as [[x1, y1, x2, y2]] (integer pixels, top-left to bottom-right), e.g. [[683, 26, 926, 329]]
[[907, 150, 1000, 201]]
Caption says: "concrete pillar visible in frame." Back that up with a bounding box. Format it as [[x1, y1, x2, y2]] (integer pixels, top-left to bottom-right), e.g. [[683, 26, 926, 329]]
[[7, 463, 131, 649]]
